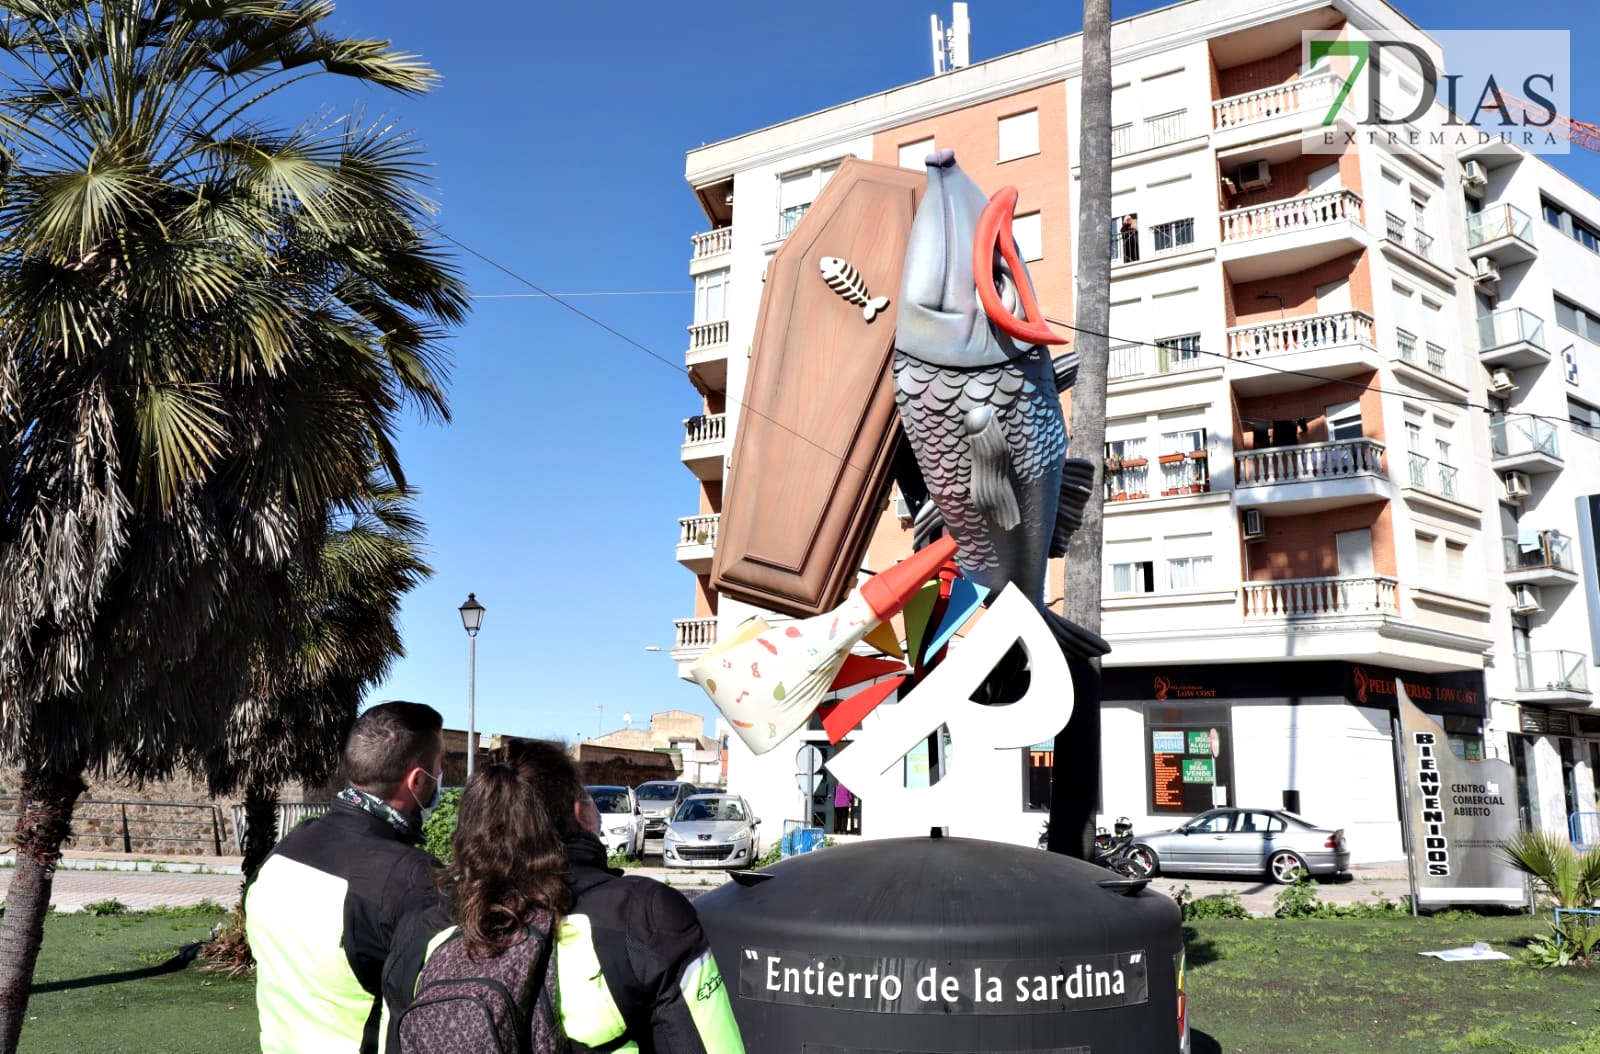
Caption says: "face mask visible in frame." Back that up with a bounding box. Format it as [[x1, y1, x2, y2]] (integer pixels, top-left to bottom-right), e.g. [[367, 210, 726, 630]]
[[411, 768, 443, 825]]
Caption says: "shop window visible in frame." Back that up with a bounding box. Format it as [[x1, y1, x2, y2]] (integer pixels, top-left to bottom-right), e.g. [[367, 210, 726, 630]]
[[1146, 705, 1233, 816]]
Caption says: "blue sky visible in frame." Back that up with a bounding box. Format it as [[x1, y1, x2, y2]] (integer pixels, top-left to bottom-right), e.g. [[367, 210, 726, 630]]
[[320, 0, 1600, 744]]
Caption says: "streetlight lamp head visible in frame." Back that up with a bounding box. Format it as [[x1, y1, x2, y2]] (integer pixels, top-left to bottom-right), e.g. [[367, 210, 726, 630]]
[[459, 593, 486, 637]]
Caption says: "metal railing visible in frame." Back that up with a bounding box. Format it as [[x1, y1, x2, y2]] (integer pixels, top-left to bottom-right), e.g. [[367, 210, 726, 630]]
[[1514, 650, 1589, 694], [683, 413, 727, 446], [1425, 342, 1448, 376], [1227, 310, 1373, 361], [230, 802, 331, 853], [0, 797, 228, 855], [1406, 453, 1458, 498], [678, 514, 720, 547], [1503, 530, 1575, 573], [688, 319, 729, 351], [1145, 110, 1187, 148], [1384, 212, 1435, 259], [1396, 328, 1418, 364], [1467, 203, 1535, 248], [1235, 438, 1386, 486], [1111, 122, 1134, 156], [1107, 341, 1207, 380], [1151, 218, 1195, 254], [1220, 189, 1362, 243], [1243, 576, 1400, 619], [1478, 307, 1546, 352], [1212, 71, 1341, 129], [1491, 415, 1560, 460], [690, 228, 732, 259]]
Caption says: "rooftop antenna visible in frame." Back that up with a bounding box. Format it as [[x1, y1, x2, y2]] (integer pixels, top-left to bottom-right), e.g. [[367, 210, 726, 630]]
[[930, 3, 971, 76], [623, 711, 633, 728]]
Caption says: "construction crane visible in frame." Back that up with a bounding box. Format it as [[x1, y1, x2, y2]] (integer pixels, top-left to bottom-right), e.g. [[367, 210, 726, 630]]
[[1478, 90, 1600, 152]]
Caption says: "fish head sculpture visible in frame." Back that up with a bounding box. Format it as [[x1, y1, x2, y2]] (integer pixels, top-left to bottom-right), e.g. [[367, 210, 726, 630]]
[[895, 148, 1066, 370]]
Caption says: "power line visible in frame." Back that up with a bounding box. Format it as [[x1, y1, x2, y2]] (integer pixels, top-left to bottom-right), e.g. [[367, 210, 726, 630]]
[[471, 291, 689, 299]]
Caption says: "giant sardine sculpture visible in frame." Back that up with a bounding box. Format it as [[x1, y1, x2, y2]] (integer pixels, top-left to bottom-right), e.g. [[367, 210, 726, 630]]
[[894, 149, 1107, 659]]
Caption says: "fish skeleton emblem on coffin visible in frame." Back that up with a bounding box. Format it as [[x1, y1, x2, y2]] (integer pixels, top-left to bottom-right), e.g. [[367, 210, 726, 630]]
[[711, 158, 926, 617]]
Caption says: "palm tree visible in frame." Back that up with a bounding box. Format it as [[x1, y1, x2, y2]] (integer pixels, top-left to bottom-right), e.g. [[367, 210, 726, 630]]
[[1049, 0, 1113, 859], [0, 4, 465, 1048], [1501, 830, 1600, 965]]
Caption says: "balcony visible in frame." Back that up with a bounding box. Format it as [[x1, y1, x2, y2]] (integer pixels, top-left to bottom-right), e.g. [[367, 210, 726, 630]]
[[1466, 204, 1537, 266], [1390, 328, 1456, 388], [1477, 308, 1549, 369], [676, 514, 719, 573], [1382, 212, 1438, 264], [1226, 311, 1378, 395], [691, 227, 732, 261], [1490, 416, 1562, 474], [1211, 72, 1352, 152], [1217, 189, 1365, 282], [1108, 341, 1212, 384], [671, 617, 718, 666], [1514, 650, 1590, 704], [1234, 438, 1390, 513], [681, 413, 728, 481], [1503, 530, 1580, 588], [1403, 452, 1460, 503], [1243, 576, 1400, 620], [1144, 110, 1188, 150], [686, 319, 730, 394]]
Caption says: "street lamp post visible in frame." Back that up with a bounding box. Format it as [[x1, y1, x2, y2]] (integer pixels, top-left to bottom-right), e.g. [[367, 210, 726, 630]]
[[459, 593, 486, 779]]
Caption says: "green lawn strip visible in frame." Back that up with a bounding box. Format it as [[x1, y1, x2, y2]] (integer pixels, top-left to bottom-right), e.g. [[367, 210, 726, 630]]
[[1188, 915, 1600, 1053], [19, 909, 256, 1054]]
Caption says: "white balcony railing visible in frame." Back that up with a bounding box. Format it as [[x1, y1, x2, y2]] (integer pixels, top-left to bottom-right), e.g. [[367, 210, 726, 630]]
[[1107, 341, 1208, 381], [1145, 110, 1187, 148], [1515, 650, 1590, 694], [1220, 189, 1362, 243], [1235, 438, 1386, 486], [1243, 576, 1400, 619], [683, 413, 727, 446], [688, 319, 729, 351], [1212, 72, 1340, 130], [678, 514, 720, 547], [1111, 123, 1135, 156], [691, 228, 732, 259], [1227, 310, 1374, 361], [674, 617, 718, 652]]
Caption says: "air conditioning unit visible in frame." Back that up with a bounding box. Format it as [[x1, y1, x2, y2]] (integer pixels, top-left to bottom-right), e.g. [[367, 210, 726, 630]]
[[1487, 367, 1517, 395], [1511, 583, 1543, 614], [894, 492, 912, 523], [1502, 471, 1532, 503], [1235, 160, 1272, 191], [1462, 160, 1488, 187], [1472, 256, 1501, 285], [1242, 508, 1266, 541]]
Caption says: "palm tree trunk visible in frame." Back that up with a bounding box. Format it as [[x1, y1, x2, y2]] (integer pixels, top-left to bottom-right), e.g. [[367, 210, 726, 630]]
[[240, 782, 279, 889], [1049, 0, 1113, 860], [0, 768, 86, 1054]]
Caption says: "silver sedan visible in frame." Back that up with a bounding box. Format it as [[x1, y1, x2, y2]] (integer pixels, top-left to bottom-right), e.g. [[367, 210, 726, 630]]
[[662, 795, 761, 869], [1127, 808, 1350, 884]]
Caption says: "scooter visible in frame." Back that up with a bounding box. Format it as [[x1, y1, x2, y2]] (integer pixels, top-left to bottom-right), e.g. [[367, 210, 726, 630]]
[[1038, 817, 1150, 880]]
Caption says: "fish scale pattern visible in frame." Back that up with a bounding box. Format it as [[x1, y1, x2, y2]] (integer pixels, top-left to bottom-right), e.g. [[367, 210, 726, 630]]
[[893, 345, 1065, 600]]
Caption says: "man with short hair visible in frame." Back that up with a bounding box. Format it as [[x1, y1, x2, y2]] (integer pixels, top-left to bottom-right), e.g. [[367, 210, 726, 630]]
[[249, 700, 446, 1054]]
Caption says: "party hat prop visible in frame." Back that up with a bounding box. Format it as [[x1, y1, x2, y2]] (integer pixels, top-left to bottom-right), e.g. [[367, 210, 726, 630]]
[[689, 536, 958, 754]]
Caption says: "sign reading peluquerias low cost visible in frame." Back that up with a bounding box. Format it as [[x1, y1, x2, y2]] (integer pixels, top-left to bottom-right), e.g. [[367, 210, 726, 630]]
[[738, 947, 1148, 1014]]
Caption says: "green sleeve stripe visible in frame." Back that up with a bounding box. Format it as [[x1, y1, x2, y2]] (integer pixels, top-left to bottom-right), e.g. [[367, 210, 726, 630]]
[[554, 914, 630, 1045], [678, 949, 746, 1053]]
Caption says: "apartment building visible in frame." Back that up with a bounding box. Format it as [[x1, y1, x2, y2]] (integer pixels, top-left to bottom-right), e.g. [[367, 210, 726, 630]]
[[672, 0, 1600, 856]]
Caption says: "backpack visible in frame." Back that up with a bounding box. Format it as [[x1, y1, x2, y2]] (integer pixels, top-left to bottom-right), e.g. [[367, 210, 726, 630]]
[[396, 918, 566, 1054]]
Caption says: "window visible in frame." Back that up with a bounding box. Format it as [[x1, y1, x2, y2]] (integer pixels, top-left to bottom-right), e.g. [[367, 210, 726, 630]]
[[1543, 197, 1600, 254], [1156, 333, 1202, 372], [1326, 400, 1362, 441], [1402, 407, 1460, 497], [898, 137, 935, 170], [694, 268, 730, 324], [997, 110, 1039, 162], [1444, 539, 1467, 580], [1544, 200, 1564, 229], [1108, 412, 1210, 499], [1111, 561, 1155, 594], [777, 161, 840, 238], [1414, 530, 1438, 578], [1570, 398, 1600, 438], [1104, 436, 1149, 499], [1167, 555, 1212, 591], [1555, 294, 1600, 342], [1111, 214, 1140, 263], [1012, 212, 1043, 262], [1151, 218, 1194, 254]]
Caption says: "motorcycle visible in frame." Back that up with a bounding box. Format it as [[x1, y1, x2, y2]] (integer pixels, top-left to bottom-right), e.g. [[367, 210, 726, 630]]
[[1038, 817, 1150, 880]]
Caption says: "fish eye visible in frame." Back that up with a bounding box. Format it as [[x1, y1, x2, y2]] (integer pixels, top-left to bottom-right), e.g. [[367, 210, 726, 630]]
[[990, 264, 1018, 315]]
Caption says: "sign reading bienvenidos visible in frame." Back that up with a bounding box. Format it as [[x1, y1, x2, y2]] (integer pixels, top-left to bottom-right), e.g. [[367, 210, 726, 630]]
[[1396, 681, 1523, 906], [739, 947, 1148, 1015]]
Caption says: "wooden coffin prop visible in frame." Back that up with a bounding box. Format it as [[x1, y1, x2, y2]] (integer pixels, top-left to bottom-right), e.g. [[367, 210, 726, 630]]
[[711, 158, 926, 617]]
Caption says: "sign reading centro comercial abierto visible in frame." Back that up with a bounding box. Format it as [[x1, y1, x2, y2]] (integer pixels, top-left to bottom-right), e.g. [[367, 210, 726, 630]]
[[739, 947, 1148, 1015], [1397, 681, 1523, 906]]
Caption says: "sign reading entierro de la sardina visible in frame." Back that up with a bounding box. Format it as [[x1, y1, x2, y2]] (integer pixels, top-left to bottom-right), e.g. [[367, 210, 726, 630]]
[[1397, 682, 1524, 907]]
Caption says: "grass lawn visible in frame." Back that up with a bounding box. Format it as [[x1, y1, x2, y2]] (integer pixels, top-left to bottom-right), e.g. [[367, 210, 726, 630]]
[[1187, 914, 1600, 1053], [11, 908, 1600, 1053], [17, 908, 256, 1054]]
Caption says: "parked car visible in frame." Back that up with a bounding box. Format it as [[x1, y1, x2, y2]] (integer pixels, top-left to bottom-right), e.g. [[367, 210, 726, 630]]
[[634, 780, 698, 845], [585, 785, 645, 859], [662, 794, 761, 869], [1127, 808, 1349, 884]]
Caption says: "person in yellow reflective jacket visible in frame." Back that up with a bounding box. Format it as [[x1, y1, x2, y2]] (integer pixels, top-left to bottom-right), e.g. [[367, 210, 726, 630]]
[[382, 739, 745, 1053]]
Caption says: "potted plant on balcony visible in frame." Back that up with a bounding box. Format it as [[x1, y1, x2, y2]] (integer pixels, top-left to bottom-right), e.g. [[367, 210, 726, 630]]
[[1158, 452, 1186, 465], [1105, 454, 1125, 473], [1187, 448, 1208, 460]]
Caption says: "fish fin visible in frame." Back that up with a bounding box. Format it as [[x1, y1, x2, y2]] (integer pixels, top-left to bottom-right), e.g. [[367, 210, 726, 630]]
[[1049, 458, 1096, 558], [863, 295, 891, 322], [1051, 349, 1080, 393], [1042, 607, 1112, 659], [965, 407, 1020, 532], [912, 500, 946, 551]]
